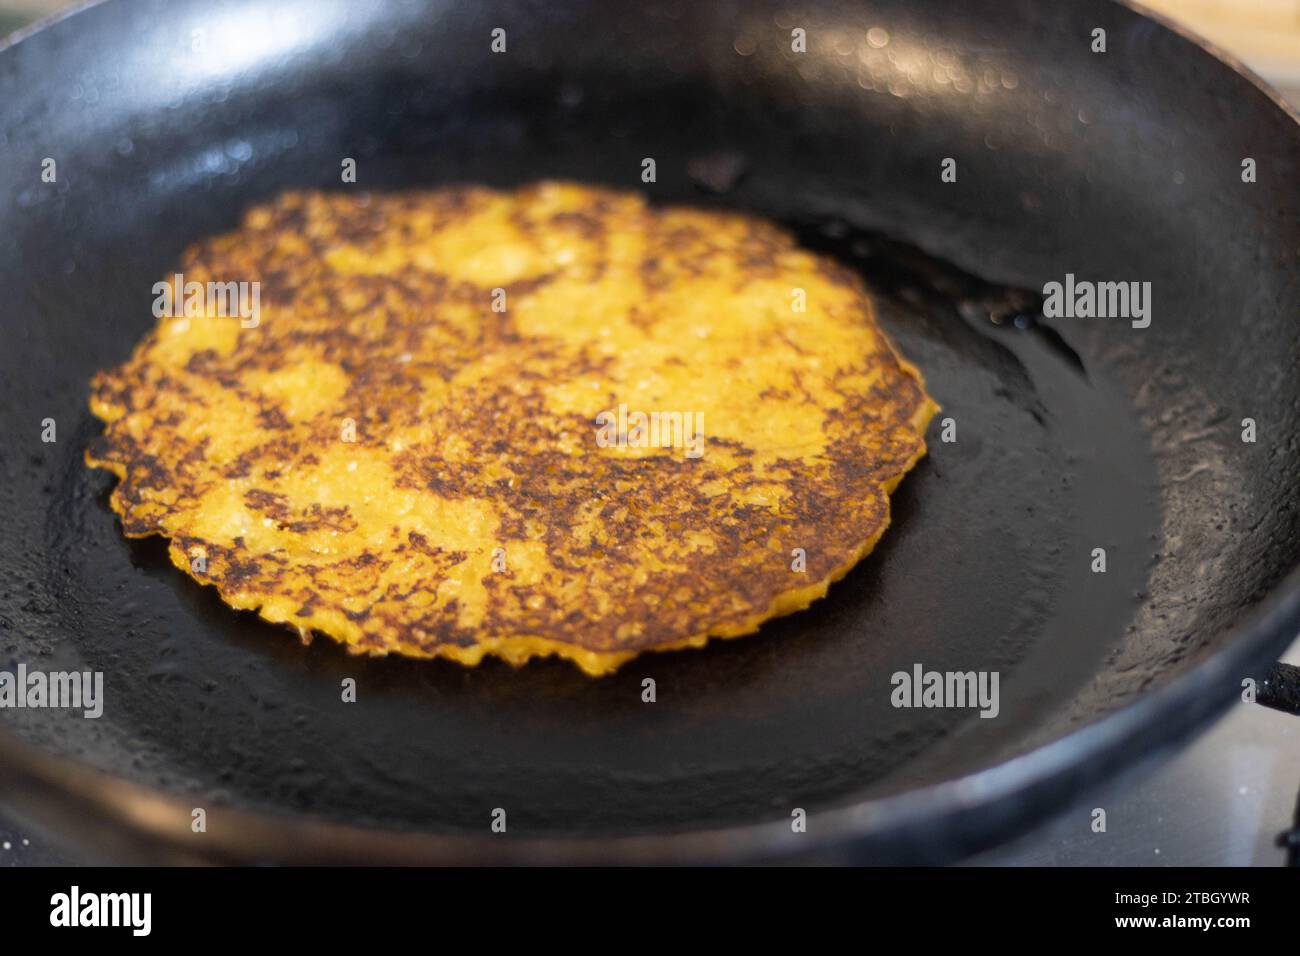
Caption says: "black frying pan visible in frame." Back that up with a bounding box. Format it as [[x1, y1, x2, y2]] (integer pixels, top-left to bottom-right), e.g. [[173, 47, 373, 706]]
[[0, 0, 1297, 864]]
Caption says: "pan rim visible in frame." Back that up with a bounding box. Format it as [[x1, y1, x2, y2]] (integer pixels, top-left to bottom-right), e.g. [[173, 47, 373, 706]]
[[1, 562, 1296, 864], [0, 0, 1297, 863]]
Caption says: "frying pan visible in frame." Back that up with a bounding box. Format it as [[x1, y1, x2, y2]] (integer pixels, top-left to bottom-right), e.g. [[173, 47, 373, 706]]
[[0, 0, 1297, 865]]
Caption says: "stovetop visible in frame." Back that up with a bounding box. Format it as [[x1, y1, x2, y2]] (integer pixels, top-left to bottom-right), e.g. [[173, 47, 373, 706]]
[[971, 636, 1300, 865]]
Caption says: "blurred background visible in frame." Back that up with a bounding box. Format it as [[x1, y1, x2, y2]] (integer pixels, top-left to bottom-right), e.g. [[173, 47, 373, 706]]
[[1143, 0, 1300, 102]]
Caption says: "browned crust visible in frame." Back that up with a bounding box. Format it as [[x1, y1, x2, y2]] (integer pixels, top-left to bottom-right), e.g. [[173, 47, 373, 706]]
[[86, 182, 937, 675]]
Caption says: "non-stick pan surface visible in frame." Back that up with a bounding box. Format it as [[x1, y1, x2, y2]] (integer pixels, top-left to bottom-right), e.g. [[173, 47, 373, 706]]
[[0, 0, 1297, 863]]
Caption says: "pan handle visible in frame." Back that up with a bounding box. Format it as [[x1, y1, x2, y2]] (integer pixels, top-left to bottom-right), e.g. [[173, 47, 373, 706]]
[[1256, 662, 1300, 715]]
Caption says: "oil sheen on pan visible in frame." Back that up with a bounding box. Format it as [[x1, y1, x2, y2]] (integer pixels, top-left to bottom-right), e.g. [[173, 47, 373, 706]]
[[85, 182, 938, 675]]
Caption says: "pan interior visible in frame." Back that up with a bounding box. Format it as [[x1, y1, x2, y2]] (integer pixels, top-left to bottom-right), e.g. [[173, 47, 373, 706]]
[[32, 194, 1158, 832], [1, 0, 1297, 839]]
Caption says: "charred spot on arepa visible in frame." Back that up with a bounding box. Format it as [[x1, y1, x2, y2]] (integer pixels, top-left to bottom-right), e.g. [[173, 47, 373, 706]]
[[85, 180, 937, 675]]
